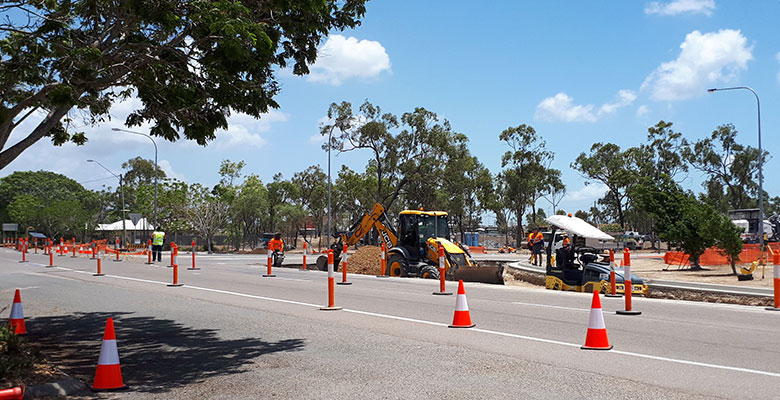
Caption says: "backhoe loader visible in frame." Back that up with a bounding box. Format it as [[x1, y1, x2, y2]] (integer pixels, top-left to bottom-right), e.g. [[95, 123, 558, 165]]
[[316, 203, 504, 284]]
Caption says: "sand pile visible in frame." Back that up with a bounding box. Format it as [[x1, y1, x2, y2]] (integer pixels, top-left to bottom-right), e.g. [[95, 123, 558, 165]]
[[346, 246, 382, 275]]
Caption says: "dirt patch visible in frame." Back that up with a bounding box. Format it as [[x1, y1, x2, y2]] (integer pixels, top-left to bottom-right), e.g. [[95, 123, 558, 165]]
[[345, 246, 382, 275], [626, 255, 776, 288]]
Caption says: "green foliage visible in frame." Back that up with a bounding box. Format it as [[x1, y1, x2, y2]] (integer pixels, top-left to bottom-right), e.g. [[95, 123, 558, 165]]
[[498, 124, 557, 246], [708, 212, 744, 274], [572, 143, 635, 228], [0, 0, 368, 170], [0, 171, 96, 237], [684, 124, 768, 212], [0, 323, 40, 383]]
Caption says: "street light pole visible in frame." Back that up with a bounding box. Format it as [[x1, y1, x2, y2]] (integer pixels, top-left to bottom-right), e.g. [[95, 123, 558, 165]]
[[327, 128, 332, 250], [87, 160, 127, 248], [707, 86, 764, 252], [111, 128, 158, 229]]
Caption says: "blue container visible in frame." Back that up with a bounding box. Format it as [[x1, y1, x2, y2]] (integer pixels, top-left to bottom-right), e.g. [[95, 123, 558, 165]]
[[472, 232, 480, 247]]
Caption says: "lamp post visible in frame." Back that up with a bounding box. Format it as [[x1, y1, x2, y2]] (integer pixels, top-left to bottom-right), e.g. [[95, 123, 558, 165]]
[[707, 86, 764, 252], [88, 160, 127, 248], [112, 128, 158, 229], [327, 128, 332, 250]]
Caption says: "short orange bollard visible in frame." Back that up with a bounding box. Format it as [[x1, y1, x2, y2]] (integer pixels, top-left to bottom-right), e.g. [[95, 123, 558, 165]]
[[263, 248, 276, 277], [188, 239, 199, 270], [433, 244, 452, 295], [767, 253, 780, 311], [320, 249, 341, 311], [616, 253, 641, 316], [113, 238, 121, 262], [337, 244, 352, 285], [606, 249, 621, 297], [94, 257, 104, 276], [301, 242, 308, 271], [377, 242, 388, 278], [47, 250, 54, 268]]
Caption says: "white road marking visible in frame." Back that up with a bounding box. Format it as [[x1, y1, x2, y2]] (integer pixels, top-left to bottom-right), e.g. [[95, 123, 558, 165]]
[[27, 265, 780, 378], [512, 301, 589, 312]]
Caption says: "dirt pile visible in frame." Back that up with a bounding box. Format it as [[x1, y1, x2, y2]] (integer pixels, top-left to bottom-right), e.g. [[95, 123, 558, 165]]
[[346, 246, 382, 275]]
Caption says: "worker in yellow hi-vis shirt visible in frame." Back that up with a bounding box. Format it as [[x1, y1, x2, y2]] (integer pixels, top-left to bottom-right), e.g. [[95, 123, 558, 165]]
[[151, 230, 166, 262]]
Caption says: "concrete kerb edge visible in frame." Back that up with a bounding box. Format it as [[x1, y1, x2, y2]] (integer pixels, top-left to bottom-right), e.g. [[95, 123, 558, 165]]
[[504, 262, 774, 300], [23, 377, 90, 399]]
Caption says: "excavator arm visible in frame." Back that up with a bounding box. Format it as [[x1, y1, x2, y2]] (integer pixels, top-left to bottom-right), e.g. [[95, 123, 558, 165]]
[[333, 203, 398, 259]]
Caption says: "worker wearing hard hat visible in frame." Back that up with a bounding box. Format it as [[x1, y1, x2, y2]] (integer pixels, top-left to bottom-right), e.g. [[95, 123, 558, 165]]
[[268, 233, 284, 253]]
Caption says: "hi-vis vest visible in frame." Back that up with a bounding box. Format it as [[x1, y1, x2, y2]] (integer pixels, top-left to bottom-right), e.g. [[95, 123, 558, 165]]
[[152, 231, 165, 246]]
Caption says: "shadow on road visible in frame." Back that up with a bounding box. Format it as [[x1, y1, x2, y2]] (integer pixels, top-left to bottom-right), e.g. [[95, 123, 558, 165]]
[[28, 312, 305, 393]]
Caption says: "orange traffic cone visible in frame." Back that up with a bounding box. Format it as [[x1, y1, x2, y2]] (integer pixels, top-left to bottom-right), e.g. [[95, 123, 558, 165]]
[[8, 289, 26, 335], [92, 318, 127, 391], [581, 290, 612, 350], [448, 280, 475, 328], [0, 386, 24, 399]]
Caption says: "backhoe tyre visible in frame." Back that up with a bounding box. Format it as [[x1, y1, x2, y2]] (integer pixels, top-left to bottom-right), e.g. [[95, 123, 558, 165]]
[[315, 255, 340, 271], [387, 253, 408, 277], [316, 255, 328, 271], [419, 265, 439, 280]]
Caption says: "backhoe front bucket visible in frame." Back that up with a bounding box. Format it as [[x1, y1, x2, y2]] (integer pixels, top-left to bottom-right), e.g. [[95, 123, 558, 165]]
[[450, 263, 505, 285]]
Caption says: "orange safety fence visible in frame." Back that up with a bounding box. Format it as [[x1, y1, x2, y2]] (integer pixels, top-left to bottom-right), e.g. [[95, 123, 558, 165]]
[[663, 243, 776, 267], [466, 246, 489, 254]]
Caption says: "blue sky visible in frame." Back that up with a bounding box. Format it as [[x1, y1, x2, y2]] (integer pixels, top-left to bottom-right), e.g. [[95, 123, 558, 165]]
[[4, 0, 780, 225]]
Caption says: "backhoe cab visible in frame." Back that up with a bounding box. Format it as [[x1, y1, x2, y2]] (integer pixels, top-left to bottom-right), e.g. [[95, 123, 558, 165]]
[[544, 214, 647, 295]]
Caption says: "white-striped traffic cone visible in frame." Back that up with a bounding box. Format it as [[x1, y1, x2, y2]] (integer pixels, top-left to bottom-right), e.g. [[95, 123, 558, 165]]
[[92, 318, 127, 391], [8, 289, 26, 335], [581, 290, 612, 350], [448, 280, 475, 328]]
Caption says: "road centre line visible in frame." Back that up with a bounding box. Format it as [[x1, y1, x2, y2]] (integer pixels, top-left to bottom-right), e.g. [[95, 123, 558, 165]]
[[25, 265, 780, 379]]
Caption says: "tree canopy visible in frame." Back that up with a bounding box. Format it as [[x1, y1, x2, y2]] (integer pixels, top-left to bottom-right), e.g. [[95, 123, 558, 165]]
[[0, 0, 368, 169]]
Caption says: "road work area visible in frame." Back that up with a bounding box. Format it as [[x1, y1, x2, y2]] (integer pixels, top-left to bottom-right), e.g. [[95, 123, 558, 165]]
[[2, 248, 780, 399]]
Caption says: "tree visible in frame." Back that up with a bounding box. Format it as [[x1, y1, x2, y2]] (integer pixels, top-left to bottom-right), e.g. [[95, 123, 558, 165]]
[[321, 100, 399, 205], [0, 170, 98, 237], [633, 176, 726, 269], [572, 143, 635, 228], [292, 165, 327, 240], [265, 174, 298, 232], [231, 175, 268, 249], [498, 124, 551, 247], [684, 124, 768, 212], [186, 184, 228, 254], [0, 0, 368, 170], [708, 212, 744, 275]]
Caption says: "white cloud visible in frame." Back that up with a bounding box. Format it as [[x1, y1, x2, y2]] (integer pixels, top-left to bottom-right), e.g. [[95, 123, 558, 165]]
[[535, 90, 636, 123], [213, 110, 288, 149], [564, 183, 609, 202], [158, 159, 187, 182], [309, 134, 326, 145], [598, 90, 637, 115], [776, 52, 780, 84], [307, 35, 391, 85], [636, 105, 650, 117], [535, 93, 597, 122], [644, 0, 716, 16], [640, 29, 752, 101]]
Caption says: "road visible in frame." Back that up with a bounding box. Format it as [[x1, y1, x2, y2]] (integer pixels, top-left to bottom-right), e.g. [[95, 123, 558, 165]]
[[2, 248, 779, 399]]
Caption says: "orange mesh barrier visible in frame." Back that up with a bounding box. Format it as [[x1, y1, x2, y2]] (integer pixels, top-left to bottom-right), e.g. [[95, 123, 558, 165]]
[[664, 243, 776, 266]]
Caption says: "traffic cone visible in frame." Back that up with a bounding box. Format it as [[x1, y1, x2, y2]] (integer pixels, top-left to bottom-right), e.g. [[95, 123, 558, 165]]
[[448, 280, 475, 328], [92, 318, 127, 391], [8, 289, 26, 335], [0, 386, 24, 400], [581, 290, 612, 350]]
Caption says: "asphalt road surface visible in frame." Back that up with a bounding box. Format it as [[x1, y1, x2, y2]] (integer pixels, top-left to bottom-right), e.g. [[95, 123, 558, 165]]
[[2, 248, 779, 399]]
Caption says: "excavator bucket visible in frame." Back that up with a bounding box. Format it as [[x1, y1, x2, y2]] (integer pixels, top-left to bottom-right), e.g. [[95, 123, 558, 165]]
[[450, 263, 505, 285]]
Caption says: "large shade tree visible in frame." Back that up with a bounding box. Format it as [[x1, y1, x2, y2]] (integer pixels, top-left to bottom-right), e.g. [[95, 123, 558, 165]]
[[0, 0, 368, 169]]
